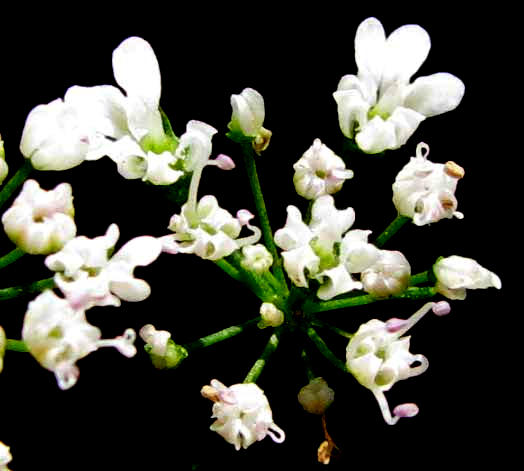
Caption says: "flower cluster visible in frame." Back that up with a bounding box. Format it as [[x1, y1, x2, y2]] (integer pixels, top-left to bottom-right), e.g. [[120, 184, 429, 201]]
[[0, 15, 503, 466]]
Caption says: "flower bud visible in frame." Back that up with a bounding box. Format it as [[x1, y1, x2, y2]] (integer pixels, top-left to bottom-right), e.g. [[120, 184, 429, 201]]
[[0, 326, 6, 374], [2, 179, 76, 254], [361, 250, 411, 298], [0, 136, 7, 185], [0, 441, 12, 469], [258, 302, 284, 329], [140, 324, 188, 369], [433, 255, 501, 300], [297, 377, 335, 415], [229, 88, 266, 137], [241, 244, 273, 274]]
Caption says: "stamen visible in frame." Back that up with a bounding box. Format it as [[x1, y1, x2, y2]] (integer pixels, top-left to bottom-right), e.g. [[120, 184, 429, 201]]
[[208, 154, 236, 170], [394, 302, 435, 337], [416, 142, 430, 159], [96, 328, 137, 357], [266, 423, 286, 443], [432, 301, 451, 316], [393, 403, 419, 419]]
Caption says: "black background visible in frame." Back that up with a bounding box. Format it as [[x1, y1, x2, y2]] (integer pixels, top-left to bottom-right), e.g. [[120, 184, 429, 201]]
[[0, 4, 514, 470]]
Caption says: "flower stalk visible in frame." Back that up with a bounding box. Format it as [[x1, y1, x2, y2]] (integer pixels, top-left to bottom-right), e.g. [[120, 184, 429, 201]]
[[243, 328, 282, 383], [0, 159, 33, 210], [0, 277, 55, 301], [183, 317, 261, 352], [0, 247, 26, 270], [374, 214, 410, 248]]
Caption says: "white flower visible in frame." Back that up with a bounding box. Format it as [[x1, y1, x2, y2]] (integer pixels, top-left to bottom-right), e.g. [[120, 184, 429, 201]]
[[274, 195, 362, 299], [229, 88, 272, 154], [0, 137, 7, 185], [139, 324, 171, 357], [45, 224, 162, 310], [346, 302, 444, 424], [241, 244, 273, 274], [2, 179, 76, 254], [393, 142, 464, 225], [0, 326, 5, 374], [433, 255, 502, 300], [0, 441, 12, 470], [293, 138, 354, 200], [333, 17, 465, 154], [360, 250, 411, 298], [258, 302, 284, 329], [22, 290, 136, 390], [230, 88, 266, 137], [203, 379, 285, 450]]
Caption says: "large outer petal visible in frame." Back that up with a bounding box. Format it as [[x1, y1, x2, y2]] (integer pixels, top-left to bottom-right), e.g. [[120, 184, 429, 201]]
[[355, 17, 386, 86], [112, 37, 161, 107], [403, 73, 465, 117], [382, 24, 431, 88]]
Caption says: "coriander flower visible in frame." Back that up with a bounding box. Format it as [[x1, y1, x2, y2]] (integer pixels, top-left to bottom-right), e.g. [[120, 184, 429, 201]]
[[229, 88, 272, 154], [160, 122, 260, 260], [258, 302, 284, 329], [241, 244, 273, 274], [202, 379, 285, 450], [333, 17, 465, 154], [293, 138, 354, 200], [22, 290, 136, 390], [139, 324, 188, 369], [393, 142, 464, 225], [0, 441, 12, 471], [360, 249, 411, 298], [274, 195, 364, 299], [2, 179, 76, 254], [0, 137, 7, 185], [45, 224, 162, 310], [0, 326, 5, 374], [433, 255, 502, 300], [346, 302, 445, 424]]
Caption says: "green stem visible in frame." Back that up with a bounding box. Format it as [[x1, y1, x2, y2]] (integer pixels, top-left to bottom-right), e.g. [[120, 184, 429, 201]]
[[301, 349, 316, 381], [240, 142, 287, 289], [305, 326, 347, 373], [183, 317, 260, 352], [304, 286, 437, 314], [0, 277, 55, 301], [0, 247, 25, 270], [310, 319, 353, 339], [409, 271, 431, 286], [214, 258, 242, 282], [374, 214, 410, 248], [303, 293, 377, 314], [6, 339, 29, 352], [0, 159, 33, 210], [243, 327, 282, 383]]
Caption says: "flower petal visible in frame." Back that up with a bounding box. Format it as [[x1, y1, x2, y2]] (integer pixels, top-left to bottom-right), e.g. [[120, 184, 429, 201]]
[[112, 37, 161, 107], [382, 24, 431, 87], [403, 73, 465, 117], [355, 17, 386, 84]]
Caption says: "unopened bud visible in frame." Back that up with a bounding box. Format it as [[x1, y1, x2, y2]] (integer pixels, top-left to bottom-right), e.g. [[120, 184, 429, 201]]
[[298, 377, 335, 415], [258, 302, 284, 328]]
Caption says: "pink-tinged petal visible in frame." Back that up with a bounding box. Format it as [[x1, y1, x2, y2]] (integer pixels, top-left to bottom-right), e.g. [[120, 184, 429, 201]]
[[112, 37, 161, 107], [382, 24, 431, 87], [404, 72, 465, 117]]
